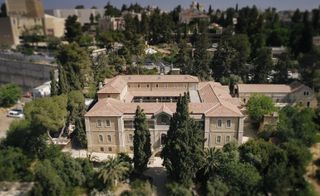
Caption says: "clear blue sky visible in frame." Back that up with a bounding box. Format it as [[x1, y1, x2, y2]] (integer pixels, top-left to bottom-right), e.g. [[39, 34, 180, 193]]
[[1, 0, 319, 11]]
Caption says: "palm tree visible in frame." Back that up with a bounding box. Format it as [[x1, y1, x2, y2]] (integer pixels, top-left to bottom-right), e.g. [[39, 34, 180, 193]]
[[98, 155, 131, 190], [202, 148, 222, 179]]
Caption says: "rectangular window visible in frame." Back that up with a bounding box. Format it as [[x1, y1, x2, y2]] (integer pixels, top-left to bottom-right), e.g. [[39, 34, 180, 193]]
[[99, 135, 103, 142], [216, 136, 221, 144], [107, 135, 112, 142], [124, 120, 134, 129], [148, 120, 155, 129], [100, 147, 104, 152], [97, 120, 102, 127], [226, 120, 231, 128], [108, 147, 112, 152], [105, 120, 111, 127], [217, 119, 222, 128], [226, 135, 231, 143], [129, 134, 133, 142]]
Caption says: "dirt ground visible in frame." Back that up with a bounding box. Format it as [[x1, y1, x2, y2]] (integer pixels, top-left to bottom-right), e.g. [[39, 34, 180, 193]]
[[0, 108, 15, 138]]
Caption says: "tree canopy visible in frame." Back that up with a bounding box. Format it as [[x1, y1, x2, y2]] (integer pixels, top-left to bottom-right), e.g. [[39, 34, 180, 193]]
[[0, 84, 21, 107], [161, 94, 205, 186]]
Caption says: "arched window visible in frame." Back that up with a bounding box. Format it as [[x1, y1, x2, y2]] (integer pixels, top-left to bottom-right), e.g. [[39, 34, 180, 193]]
[[157, 114, 170, 125]]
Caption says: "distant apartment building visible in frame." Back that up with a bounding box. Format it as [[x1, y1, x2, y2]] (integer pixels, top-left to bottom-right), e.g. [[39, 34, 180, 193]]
[[99, 16, 125, 31], [85, 75, 244, 154], [45, 8, 104, 25], [235, 81, 317, 108], [179, 1, 209, 24]]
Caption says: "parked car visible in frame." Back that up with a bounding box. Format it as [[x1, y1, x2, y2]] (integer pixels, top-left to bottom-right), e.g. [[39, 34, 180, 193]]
[[7, 108, 24, 118]]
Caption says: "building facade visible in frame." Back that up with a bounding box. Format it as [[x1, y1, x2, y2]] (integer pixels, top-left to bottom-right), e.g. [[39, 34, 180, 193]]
[[0, 0, 45, 47], [44, 14, 65, 37], [99, 16, 125, 31], [235, 82, 317, 108], [45, 8, 104, 25], [85, 75, 244, 154]]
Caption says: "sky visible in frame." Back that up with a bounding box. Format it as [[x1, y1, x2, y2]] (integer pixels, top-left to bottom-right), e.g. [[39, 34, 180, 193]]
[[1, 0, 319, 11]]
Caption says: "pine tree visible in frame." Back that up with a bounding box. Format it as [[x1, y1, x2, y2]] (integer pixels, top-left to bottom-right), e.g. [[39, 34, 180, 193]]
[[133, 106, 151, 174], [161, 94, 205, 187]]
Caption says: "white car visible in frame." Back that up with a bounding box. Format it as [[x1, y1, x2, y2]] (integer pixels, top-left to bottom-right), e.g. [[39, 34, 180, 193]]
[[7, 109, 24, 118]]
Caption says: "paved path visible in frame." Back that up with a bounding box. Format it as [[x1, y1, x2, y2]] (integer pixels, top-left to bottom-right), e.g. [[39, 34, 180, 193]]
[[144, 158, 167, 196], [144, 167, 167, 196]]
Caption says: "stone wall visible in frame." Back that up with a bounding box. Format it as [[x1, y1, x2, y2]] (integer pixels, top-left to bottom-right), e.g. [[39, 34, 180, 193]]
[[0, 58, 56, 91]]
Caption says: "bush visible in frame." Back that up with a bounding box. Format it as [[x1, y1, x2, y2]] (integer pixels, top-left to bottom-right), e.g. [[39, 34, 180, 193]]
[[0, 84, 22, 107], [166, 182, 192, 196]]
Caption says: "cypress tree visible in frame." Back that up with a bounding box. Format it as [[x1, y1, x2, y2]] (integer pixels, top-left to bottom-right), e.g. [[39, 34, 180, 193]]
[[72, 117, 87, 148], [161, 93, 205, 187], [133, 106, 151, 174], [50, 70, 58, 96]]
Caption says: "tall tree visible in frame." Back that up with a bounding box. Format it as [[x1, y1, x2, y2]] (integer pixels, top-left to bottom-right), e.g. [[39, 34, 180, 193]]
[[65, 15, 82, 43], [252, 47, 273, 83], [175, 39, 192, 74], [56, 43, 92, 94], [273, 52, 293, 83], [133, 106, 151, 174], [211, 40, 238, 81], [50, 70, 58, 96], [193, 32, 211, 80], [161, 94, 205, 186], [104, 1, 121, 17]]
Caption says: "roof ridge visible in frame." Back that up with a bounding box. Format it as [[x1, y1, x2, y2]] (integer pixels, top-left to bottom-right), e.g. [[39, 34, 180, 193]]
[[106, 101, 123, 115], [204, 102, 220, 114], [209, 83, 223, 104]]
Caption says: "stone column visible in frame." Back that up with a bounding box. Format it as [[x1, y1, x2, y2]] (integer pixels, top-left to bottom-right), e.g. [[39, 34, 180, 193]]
[[237, 117, 244, 145]]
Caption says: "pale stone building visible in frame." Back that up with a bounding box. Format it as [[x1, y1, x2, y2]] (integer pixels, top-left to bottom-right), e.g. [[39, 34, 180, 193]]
[[85, 75, 244, 154], [235, 81, 317, 108], [44, 14, 65, 38], [0, 0, 45, 47], [98, 16, 125, 32], [45, 8, 105, 25]]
